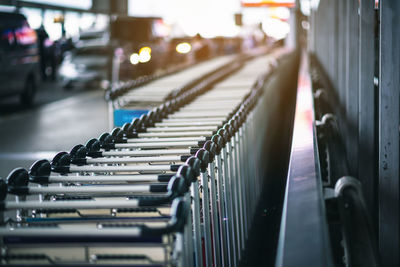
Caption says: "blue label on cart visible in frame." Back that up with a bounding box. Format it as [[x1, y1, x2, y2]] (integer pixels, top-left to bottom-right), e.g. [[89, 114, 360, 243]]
[[114, 109, 149, 127]]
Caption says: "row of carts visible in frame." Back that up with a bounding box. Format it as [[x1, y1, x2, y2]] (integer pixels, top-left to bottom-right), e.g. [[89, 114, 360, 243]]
[[0, 46, 288, 266], [107, 54, 240, 128]]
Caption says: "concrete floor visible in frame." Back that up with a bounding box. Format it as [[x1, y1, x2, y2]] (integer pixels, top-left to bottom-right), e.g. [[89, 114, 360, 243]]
[[0, 81, 108, 178]]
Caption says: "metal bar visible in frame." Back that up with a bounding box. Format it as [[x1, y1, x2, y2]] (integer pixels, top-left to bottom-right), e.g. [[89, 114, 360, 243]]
[[86, 155, 183, 164], [234, 131, 245, 251], [216, 154, 229, 266], [201, 171, 213, 266], [308, 9, 315, 52], [319, 0, 328, 77], [28, 184, 152, 194], [241, 121, 251, 237], [332, 0, 339, 89], [379, 0, 400, 265], [155, 121, 222, 127], [221, 146, 234, 266], [114, 141, 199, 149], [146, 126, 218, 132], [5, 199, 140, 210], [47, 174, 161, 183], [345, 0, 360, 175], [108, 101, 114, 132], [191, 180, 203, 267], [0, 228, 142, 237], [338, 0, 347, 108], [163, 117, 226, 122], [358, 0, 376, 222], [242, 114, 251, 237], [68, 164, 174, 173], [231, 136, 243, 257], [137, 132, 212, 138], [327, 0, 334, 81], [183, 193, 195, 267], [101, 149, 190, 157], [208, 161, 221, 266], [224, 143, 238, 264], [183, 194, 195, 267], [127, 137, 206, 143]]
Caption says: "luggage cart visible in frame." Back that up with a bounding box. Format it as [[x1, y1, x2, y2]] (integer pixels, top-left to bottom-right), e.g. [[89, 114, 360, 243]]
[[1, 45, 289, 266], [0, 196, 190, 267], [108, 55, 238, 129]]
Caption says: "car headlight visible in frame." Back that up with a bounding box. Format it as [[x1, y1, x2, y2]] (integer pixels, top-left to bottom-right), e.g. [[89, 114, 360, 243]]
[[139, 50, 151, 63], [139, 46, 151, 54], [176, 42, 191, 54], [130, 53, 140, 65]]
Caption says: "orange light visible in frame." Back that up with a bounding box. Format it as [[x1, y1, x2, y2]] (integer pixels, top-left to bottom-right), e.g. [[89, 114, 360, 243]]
[[139, 47, 151, 55], [242, 1, 295, 8], [53, 15, 64, 23]]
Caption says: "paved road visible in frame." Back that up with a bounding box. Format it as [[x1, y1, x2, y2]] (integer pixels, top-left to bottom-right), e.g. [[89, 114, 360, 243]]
[[0, 81, 108, 178], [0, 79, 99, 116]]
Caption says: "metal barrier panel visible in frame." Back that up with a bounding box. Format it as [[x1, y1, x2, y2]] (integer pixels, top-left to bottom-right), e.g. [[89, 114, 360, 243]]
[[276, 53, 333, 267]]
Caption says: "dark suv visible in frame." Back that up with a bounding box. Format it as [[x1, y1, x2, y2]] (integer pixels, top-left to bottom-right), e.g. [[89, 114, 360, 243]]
[[0, 12, 39, 105]]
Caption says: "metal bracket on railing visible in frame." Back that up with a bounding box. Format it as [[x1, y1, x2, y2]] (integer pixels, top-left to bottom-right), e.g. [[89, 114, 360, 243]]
[[334, 176, 380, 267], [315, 113, 337, 128]]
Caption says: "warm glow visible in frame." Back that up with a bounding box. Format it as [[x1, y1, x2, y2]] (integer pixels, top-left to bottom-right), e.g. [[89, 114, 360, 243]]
[[130, 53, 140, 65], [241, 0, 295, 8], [267, 7, 290, 21], [139, 47, 152, 55], [139, 50, 151, 63], [53, 14, 64, 23], [138, 47, 152, 63], [176, 42, 192, 54]]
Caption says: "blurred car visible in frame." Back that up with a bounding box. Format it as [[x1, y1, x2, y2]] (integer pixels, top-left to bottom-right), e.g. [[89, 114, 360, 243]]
[[168, 36, 195, 65], [110, 16, 170, 77], [58, 42, 112, 89], [213, 36, 242, 55], [0, 12, 40, 105], [77, 29, 110, 46]]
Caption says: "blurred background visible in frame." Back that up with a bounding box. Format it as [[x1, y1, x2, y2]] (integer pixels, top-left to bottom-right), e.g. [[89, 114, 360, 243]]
[[0, 0, 293, 110], [2, 1, 397, 266], [0, 0, 299, 177]]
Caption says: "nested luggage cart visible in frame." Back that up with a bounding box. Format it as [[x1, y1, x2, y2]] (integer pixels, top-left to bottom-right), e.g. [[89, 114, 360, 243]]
[[107, 55, 240, 129], [0, 45, 289, 266]]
